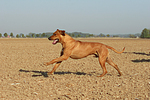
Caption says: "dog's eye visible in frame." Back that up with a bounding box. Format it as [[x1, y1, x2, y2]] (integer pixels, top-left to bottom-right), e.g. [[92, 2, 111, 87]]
[[53, 34, 56, 36]]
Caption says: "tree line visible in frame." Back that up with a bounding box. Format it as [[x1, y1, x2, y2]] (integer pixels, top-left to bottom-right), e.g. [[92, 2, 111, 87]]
[[0, 32, 50, 38], [0, 28, 149, 38], [0, 32, 94, 38]]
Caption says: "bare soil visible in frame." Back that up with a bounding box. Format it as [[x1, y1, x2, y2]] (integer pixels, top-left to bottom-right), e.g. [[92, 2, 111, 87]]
[[0, 38, 150, 100]]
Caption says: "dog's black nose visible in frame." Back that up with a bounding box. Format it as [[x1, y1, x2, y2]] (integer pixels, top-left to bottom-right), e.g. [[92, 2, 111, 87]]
[[48, 37, 51, 40]]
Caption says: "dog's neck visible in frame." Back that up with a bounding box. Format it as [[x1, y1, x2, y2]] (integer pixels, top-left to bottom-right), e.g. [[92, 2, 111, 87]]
[[61, 33, 77, 48]]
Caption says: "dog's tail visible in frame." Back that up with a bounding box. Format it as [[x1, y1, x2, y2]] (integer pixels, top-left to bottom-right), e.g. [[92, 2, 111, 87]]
[[106, 45, 125, 54]]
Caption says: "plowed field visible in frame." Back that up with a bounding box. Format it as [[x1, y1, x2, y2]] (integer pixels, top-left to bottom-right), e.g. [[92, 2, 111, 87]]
[[0, 38, 150, 100]]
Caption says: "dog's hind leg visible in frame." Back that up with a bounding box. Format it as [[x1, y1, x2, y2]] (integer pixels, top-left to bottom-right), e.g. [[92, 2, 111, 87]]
[[97, 50, 108, 77], [106, 57, 122, 76], [97, 60, 107, 77]]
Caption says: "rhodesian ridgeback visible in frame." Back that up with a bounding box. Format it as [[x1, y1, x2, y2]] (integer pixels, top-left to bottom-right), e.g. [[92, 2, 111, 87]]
[[44, 29, 125, 77]]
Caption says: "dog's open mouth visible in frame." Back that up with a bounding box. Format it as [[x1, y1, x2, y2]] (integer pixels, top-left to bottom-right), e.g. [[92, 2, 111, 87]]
[[52, 39, 59, 44]]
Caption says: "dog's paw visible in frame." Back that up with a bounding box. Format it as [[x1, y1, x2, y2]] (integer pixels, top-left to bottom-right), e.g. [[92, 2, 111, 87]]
[[118, 73, 122, 77], [40, 62, 48, 67], [43, 62, 48, 66], [47, 72, 54, 75]]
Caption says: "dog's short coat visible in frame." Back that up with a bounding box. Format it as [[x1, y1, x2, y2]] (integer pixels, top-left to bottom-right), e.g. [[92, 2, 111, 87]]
[[44, 29, 125, 77]]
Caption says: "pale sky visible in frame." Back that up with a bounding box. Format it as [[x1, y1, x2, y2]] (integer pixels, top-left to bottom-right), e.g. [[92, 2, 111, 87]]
[[0, 0, 150, 36]]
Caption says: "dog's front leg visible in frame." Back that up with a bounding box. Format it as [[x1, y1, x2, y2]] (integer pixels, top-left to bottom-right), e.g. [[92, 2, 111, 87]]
[[44, 55, 69, 66], [48, 61, 62, 75]]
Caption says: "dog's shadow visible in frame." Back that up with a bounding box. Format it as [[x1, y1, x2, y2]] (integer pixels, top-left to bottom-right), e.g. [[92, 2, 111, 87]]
[[123, 52, 150, 63], [19, 69, 49, 77], [19, 69, 90, 77], [123, 52, 150, 56], [131, 59, 150, 63]]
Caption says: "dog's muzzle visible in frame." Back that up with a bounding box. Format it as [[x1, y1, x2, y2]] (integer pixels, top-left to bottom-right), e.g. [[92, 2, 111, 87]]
[[48, 37, 59, 45], [52, 39, 59, 44]]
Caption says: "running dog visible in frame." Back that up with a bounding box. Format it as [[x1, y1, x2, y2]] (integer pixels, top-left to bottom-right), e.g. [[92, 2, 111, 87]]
[[44, 29, 125, 77]]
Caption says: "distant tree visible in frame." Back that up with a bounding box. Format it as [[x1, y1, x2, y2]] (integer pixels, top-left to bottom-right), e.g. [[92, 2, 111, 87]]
[[140, 28, 150, 38], [41, 33, 46, 37], [22, 34, 25, 38], [26, 35, 30, 38], [29, 33, 35, 38], [106, 34, 110, 37], [10, 32, 14, 37], [20, 33, 23, 38], [78, 34, 81, 37], [16, 34, 19, 38], [129, 34, 136, 38], [72, 34, 75, 37], [32, 34, 35, 38], [99, 33, 105, 37], [29, 33, 33, 37], [4, 33, 8, 37], [86, 35, 89, 37], [0, 33, 2, 37], [36, 34, 40, 37], [113, 35, 119, 37], [89, 34, 94, 37]]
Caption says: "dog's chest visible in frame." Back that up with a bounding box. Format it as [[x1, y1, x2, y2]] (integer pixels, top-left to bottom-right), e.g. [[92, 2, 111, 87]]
[[70, 55, 82, 59]]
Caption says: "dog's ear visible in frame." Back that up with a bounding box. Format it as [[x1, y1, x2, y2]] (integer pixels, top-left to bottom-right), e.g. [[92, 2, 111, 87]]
[[60, 30, 65, 36], [57, 29, 60, 31]]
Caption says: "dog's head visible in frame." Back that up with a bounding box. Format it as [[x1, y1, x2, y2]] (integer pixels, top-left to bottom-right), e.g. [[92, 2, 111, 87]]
[[48, 29, 65, 45]]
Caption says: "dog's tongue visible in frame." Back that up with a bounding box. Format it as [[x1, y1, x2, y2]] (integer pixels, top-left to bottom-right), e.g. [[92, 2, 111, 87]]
[[52, 39, 58, 44]]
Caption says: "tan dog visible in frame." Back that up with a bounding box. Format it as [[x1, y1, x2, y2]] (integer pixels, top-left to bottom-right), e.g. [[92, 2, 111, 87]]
[[44, 29, 125, 77]]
